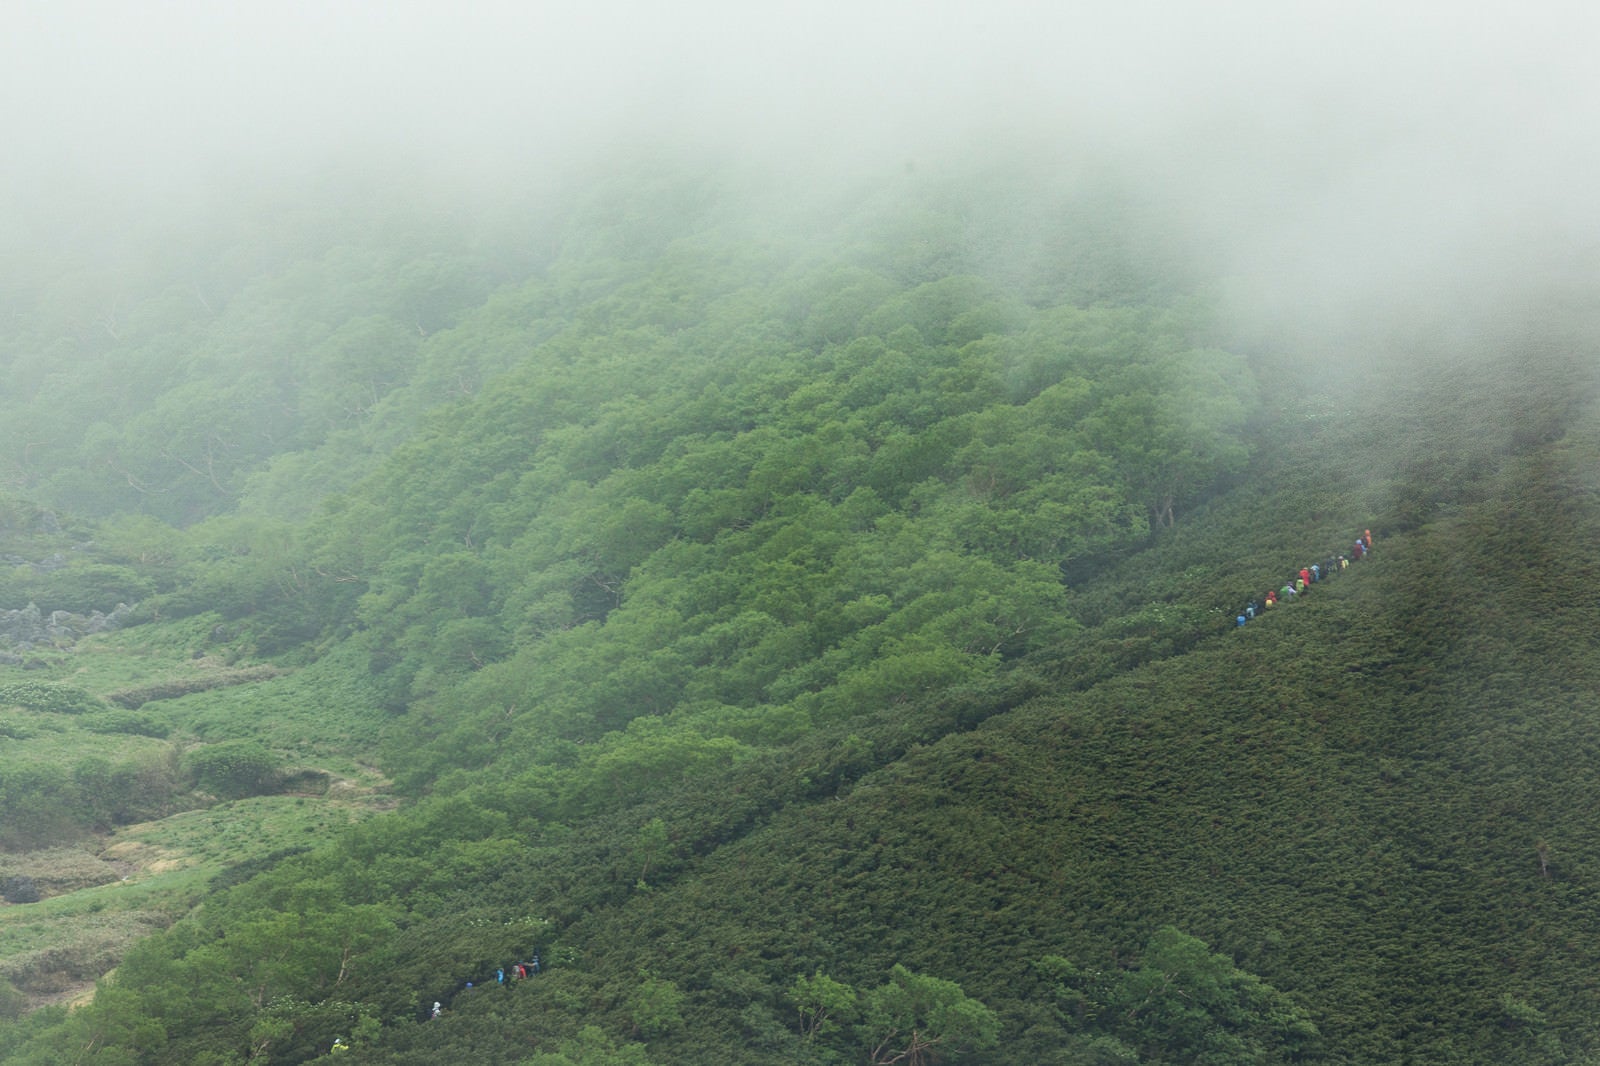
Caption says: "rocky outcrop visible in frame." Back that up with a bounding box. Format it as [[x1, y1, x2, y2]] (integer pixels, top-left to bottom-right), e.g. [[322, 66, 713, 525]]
[[0, 602, 134, 654]]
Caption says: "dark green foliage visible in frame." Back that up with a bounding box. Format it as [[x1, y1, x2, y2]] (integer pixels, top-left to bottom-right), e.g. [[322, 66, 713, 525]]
[[72, 753, 184, 826], [0, 876, 40, 904], [0, 749, 182, 845], [208, 847, 314, 892], [0, 978, 25, 1021], [0, 767, 88, 849]]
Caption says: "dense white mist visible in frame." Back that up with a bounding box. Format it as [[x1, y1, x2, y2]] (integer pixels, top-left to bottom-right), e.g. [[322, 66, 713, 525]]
[[5, 1, 1597, 347]]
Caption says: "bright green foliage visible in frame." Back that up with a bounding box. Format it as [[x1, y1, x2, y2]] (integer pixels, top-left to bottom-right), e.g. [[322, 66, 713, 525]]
[[336, 264, 1218, 800], [1042, 927, 1320, 1064], [790, 970, 858, 1041], [626, 973, 686, 1038], [523, 1025, 657, 1065], [630, 817, 671, 888], [856, 965, 998, 1065]]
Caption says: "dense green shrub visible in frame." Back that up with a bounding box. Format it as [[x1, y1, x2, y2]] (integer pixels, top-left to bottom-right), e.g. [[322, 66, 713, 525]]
[[182, 740, 282, 799], [0, 681, 102, 715], [24, 564, 153, 614], [80, 711, 170, 738], [0, 876, 40, 904]]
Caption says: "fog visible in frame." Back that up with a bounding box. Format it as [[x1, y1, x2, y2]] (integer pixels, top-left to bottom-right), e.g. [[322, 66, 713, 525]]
[[6, 0, 1599, 354]]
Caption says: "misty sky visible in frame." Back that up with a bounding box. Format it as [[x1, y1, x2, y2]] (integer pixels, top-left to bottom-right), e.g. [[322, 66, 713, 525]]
[[6, 1, 1598, 341]]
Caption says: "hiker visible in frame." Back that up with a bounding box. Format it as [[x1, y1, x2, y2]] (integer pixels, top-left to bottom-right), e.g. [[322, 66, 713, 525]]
[[1299, 567, 1312, 588], [431, 1002, 442, 1019], [1310, 563, 1320, 583], [331, 1037, 349, 1054], [1339, 554, 1349, 571], [1352, 539, 1364, 561], [1236, 613, 1247, 627], [1364, 529, 1373, 550], [515, 963, 527, 980], [1280, 582, 1296, 600], [1264, 590, 1277, 608], [497, 968, 505, 984], [531, 953, 541, 974]]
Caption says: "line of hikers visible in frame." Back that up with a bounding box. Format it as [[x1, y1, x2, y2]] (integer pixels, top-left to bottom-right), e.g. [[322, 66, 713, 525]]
[[1235, 529, 1374, 628], [428, 953, 542, 1019]]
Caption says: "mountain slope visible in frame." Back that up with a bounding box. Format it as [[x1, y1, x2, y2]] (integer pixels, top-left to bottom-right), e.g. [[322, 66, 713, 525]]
[[1, 162, 1597, 1064], [378, 372, 1600, 1065]]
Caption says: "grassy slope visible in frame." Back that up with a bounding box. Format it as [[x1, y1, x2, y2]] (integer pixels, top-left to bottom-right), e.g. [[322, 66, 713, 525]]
[[0, 624, 395, 1010]]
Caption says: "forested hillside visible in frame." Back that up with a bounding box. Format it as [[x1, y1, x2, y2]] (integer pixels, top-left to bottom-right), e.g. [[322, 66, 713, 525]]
[[1, 156, 1598, 1065]]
